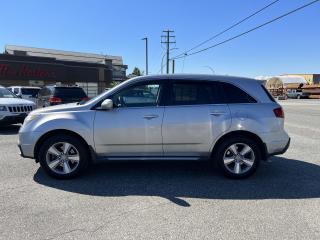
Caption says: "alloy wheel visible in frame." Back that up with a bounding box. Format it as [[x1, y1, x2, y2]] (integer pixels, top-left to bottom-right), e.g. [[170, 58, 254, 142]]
[[223, 143, 255, 175], [45, 142, 80, 175]]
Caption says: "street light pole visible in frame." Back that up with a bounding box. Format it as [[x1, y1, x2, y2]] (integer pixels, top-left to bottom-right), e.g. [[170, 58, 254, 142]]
[[142, 37, 148, 75]]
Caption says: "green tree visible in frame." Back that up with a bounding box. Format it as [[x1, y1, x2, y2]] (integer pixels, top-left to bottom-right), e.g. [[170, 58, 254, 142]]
[[132, 67, 142, 76]]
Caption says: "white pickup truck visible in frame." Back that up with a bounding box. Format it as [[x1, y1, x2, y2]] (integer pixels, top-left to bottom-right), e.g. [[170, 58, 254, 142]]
[[0, 86, 36, 125]]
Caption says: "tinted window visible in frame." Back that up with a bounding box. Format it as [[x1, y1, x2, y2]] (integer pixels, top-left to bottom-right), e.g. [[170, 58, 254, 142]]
[[13, 88, 19, 94], [112, 83, 161, 107], [219, 82, 256, 103], [54, 87, 87, 98], [169, 82, 221, 106], [21, 88, 40, 97]]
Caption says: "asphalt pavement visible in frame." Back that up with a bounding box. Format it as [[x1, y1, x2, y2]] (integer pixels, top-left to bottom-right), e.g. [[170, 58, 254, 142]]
[[0, 99, 319, 240]]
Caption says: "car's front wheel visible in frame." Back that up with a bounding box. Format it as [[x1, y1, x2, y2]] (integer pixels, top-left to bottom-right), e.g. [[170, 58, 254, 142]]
[[215, 136, 261, 179], [38, 134, 90, 179]]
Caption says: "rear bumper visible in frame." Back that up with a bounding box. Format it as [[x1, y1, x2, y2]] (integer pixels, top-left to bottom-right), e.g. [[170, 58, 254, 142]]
[[268, 138, 290, 157], [260, 130, 290, 157]]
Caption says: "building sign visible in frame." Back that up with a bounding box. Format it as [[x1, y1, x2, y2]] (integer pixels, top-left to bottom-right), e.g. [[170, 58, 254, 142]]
[[0, 61, 63, 81], [0, 58, 110, 83]]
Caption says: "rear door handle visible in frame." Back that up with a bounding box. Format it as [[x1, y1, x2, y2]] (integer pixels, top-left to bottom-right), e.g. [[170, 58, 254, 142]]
[[210, 111, 226, 116], [143, 114, 159, 120]]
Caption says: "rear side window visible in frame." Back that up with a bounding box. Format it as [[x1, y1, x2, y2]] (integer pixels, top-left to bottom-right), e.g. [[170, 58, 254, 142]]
[[169, 82, 218, 105], [54, 87, 87, 98], [219, 82, 256, 103]]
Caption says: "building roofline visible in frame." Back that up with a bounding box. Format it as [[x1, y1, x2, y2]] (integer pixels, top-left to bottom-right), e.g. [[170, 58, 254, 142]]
[[5, 44, 123, 61]]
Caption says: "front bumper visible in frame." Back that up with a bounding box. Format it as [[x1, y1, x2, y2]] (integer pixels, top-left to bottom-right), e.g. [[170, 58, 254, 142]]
[[18, 144, 33, 159], [18, 131, 42, 159], [0, 113, 27, 124]]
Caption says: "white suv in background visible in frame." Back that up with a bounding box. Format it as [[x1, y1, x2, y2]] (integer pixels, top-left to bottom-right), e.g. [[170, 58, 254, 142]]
[[0, 86, 36, 125], [8, 86, 41, 104]]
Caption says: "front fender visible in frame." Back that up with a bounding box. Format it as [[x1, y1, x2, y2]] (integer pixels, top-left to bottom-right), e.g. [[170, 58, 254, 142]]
[[20, 110, 96, 147]]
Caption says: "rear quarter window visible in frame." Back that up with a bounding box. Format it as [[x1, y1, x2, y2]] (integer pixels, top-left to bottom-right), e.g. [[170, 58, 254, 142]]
[[218, 82, 257, 103], [261, 85, 276, 102]]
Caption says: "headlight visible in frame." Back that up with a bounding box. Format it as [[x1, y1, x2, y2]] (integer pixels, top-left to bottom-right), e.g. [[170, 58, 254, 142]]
[[24, 114, 40, 124], [0, 106, 7, 111]]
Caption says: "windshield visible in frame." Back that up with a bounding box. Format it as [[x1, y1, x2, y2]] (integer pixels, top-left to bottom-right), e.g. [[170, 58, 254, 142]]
[[79, 81, 129, 105], [21, 88, 40, 97], [78, 87, 114, 105], [0, 88, 18, 98]]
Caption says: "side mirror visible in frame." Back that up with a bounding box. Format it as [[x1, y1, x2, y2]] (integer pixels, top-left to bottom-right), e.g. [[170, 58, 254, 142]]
[[101, 99, 113, 110]]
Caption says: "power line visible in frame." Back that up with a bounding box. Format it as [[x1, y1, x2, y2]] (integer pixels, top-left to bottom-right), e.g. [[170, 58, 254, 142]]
[[174, 0, 281, 59], [173, 0, 320, 60]]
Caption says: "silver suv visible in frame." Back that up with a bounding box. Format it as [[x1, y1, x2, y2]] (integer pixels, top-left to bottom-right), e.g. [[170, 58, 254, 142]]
[[18, 74, 290, 179]]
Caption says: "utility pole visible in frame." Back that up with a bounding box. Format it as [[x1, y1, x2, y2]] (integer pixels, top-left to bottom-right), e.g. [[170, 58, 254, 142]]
[[142, 37, 148, 75], [161, 30, 176, 74]]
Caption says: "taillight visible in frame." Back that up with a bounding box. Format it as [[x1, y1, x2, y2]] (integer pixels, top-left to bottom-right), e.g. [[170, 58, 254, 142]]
[[82, 97, 90, 101], [273, 107, 284, 118], [49, 96, 62, 103]]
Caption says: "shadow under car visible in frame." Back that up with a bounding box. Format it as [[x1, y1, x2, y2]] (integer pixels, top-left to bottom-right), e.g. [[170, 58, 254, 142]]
[[33, 156, 320, 207]]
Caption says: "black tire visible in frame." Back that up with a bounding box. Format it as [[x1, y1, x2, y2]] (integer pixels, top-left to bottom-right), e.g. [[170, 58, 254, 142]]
[[214, 136, 261, 179], [38, 134, 90, 179]]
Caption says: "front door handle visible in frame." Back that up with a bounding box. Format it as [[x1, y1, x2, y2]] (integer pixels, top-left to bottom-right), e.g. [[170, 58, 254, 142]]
[[210, 111, 226, 116], [144, 114, 159, 120]]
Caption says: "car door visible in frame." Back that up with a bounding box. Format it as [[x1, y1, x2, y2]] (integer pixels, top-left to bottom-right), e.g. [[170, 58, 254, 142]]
[[162, 80, 231, 158], [94, 80, 165, 158]]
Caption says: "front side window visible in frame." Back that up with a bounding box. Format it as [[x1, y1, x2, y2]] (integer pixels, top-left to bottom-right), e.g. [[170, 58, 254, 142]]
[[112, 83, 161, 107]]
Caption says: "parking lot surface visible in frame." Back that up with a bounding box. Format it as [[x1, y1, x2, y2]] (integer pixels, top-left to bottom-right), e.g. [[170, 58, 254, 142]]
[[0, 99, 319, 240]]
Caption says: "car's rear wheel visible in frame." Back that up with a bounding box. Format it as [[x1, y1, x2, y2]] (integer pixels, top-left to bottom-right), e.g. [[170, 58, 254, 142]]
[[38, 134, 90, 179], [215, 136, 261, 179]]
